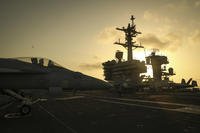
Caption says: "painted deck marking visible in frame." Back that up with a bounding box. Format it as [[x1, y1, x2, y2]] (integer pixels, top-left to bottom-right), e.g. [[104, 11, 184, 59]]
[[39, 104, 78, 133], [95, 98, 200, 115]]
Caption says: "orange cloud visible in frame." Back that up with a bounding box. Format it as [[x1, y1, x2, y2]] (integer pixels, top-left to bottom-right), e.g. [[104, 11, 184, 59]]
[[79, 62, 102, 70], [97, 27, 123, 44], [137, 33, 168, 48], [137, 32, 182, 51], [192, 30, 200, 43]]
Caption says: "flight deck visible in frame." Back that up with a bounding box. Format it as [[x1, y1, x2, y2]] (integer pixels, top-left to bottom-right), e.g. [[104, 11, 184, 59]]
[[1, 91, 200, 133]]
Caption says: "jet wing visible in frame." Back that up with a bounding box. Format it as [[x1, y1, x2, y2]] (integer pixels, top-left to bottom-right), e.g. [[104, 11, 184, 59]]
[[0, 58, 48, 74]]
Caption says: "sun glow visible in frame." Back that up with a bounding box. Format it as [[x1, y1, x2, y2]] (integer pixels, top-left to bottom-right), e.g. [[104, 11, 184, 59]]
[[133, 51, 146, 61], [134, 51, 153, 77]]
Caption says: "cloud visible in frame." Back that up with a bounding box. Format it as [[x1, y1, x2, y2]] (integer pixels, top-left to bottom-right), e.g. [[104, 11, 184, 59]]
[[97, 27, 123, 44], [137, 32, 182, 51], [195, 0, 200, 7], [142, 10, 179, 35], [164, 0, 200, 10], [137, 33, 168, 49], [164, 32, 182, 51], [143, 11, 161, 23], [143, 10, 177, 25], [93, 55, 100, 60], [189, 30, 200, 45], [193, 31, 200, 42], [79, 62, 102, 70], [164, 0, 191, 11]]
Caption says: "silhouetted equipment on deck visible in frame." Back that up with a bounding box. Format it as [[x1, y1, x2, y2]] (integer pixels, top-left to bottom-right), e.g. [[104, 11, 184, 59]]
[[102, 15, 146, 88], [145, 51, 174, 81], [115, 51, 123, 63], [103, 59, 146, 83], [192, 80, 198, 86]]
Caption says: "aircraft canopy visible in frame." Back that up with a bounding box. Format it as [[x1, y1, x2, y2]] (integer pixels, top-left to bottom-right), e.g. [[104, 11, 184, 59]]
[[14, 57, 62, 67]]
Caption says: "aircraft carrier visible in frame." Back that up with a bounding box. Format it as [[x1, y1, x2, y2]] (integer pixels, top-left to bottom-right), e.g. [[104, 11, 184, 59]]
[[0, 15, 200, 133]]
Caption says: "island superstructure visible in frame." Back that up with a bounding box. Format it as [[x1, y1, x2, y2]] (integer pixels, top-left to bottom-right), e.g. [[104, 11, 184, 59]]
[[102, 15, 146, 89], [102, 15, 198, 91]]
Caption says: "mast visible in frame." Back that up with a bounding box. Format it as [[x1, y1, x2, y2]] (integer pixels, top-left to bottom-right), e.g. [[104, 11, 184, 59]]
[[114, 15, 143, 61]]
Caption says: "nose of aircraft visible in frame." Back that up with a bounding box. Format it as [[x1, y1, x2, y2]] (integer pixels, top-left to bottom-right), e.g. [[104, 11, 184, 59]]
[[79, 75, 112, 90], [60, 73, 112, 91]]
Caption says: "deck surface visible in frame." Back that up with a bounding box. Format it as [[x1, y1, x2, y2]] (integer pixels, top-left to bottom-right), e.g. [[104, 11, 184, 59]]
[[1, 91, 200, 133]]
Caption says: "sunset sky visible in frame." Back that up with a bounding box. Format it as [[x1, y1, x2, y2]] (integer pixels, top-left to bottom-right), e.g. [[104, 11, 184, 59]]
[[0, 0, 200, 84]]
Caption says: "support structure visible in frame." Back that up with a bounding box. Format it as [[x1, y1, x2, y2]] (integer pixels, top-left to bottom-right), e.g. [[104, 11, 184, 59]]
[[114, 15, 143, 61], [102, 15, 147, 87]]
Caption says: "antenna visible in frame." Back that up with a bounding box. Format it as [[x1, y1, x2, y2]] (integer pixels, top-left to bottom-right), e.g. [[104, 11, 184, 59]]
[[130, 15, 135, 27], [152, 48, 159, 54], [144, 48, 147, 57], [115, 15, 144, 61], [139, 42, 146, 57]]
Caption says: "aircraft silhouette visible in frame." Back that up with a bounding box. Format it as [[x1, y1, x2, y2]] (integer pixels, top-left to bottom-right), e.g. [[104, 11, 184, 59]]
[[0, 57, 111, 115]]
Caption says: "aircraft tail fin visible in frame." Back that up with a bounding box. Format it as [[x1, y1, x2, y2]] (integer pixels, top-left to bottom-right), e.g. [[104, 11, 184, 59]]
[[187, 78, 192, 85], [191, 80, 198, 87], [181, 78, 186, 85]]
